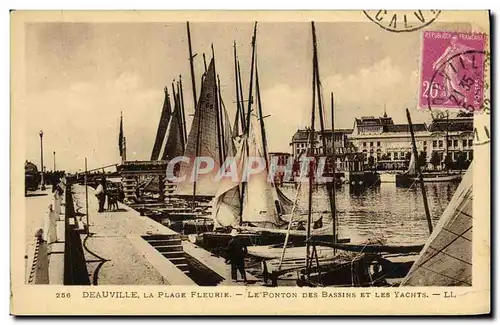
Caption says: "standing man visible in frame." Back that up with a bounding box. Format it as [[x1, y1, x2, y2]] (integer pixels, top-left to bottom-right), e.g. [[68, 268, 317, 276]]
[[225, 229, 248, 283], [95, 178, 106, 213]]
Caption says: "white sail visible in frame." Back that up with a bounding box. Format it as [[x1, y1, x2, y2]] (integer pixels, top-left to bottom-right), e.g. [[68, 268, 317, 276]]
[[401, 160, 473, 286], [406, 151, 416, 175], [241, 122, 284, 228], [212, 140, 246, 228]]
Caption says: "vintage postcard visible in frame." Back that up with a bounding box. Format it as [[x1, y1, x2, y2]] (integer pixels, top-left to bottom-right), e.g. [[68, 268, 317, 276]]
[[10, 10, 491, 315]]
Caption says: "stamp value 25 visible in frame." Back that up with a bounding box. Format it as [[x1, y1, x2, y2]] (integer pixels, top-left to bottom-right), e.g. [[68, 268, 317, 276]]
[[419, 31, 487, 112]]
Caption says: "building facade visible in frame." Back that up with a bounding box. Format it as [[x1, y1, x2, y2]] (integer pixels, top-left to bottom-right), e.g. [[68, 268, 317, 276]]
[[289, 128, 352, 159], [347, 113, 474, 170]]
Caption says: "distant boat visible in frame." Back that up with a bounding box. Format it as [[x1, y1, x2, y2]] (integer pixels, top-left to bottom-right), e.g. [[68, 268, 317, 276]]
[[395, 151, 461, 187], [401, 159, 473, 286]]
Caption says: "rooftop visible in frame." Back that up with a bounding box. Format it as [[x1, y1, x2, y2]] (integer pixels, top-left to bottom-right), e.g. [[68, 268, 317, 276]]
[[428, 118, 473, 133], [385, 123, 427, 133], [291, 128, 353, 142], [355, 116, 394, 127]]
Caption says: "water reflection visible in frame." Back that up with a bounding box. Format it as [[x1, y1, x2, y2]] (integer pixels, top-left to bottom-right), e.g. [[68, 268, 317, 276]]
[[281, 181, 459, 245]]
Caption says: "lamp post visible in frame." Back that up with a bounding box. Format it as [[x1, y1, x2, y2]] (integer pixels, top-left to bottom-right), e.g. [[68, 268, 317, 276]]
[[53, 151, 56, 171], [39, 130, 45, 190]]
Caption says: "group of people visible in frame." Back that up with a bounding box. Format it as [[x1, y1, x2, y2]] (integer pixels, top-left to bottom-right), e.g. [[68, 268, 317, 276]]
[[95, 178, 125, 213], [94, 177, 249, 283]]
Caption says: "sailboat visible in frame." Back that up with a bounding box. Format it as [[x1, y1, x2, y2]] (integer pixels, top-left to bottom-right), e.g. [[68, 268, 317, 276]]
[[197, 23, 334, 249], [396, 112, 462, 187], [395, 151, 461, 187]]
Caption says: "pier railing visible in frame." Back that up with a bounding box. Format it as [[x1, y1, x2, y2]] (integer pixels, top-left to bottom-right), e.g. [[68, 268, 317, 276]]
[[63, 179, 91, 285], [27, 180, 65, 284]]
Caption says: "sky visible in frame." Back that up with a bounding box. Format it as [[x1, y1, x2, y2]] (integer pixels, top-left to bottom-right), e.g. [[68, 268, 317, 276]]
[[23, 21, 465, 172]]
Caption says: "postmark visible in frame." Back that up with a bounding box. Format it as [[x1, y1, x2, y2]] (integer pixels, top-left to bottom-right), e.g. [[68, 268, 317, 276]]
[[419, 31, 487, 113], [363, 10, 441, 33]]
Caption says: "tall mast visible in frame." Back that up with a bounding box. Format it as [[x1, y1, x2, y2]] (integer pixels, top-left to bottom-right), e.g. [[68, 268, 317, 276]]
[[245, 22, 258, 134], [187, 21, 201, 209], [312, 21, 337, 254], [217, 74, 226, 160], [330, 93, 337, 254], [237, 61, 246, 129], [186, 22, 198, 112], [233, 41, 241, 136], [203, 53, 208, 73], [239, 22, 258, 226], [212, 45, 224, 167], [305, 31, 317, 277], [255, 58, 269, 168], [406, 108, 433, 234], [179, 75, 187, 147]]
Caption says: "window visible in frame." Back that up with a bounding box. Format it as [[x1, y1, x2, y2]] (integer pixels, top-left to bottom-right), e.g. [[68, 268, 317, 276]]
[[453, 140, 458, 147], [401, 152, 405, 159], [439, 140, 443, 148], [363, 142, 366, 147], [433, 140, 437, 147], [468, 139, 473, 147], [447, 140, 452, 147], [423, 141, 427, 146], [394, 152, 399, 160], [463, 140, 467, 147], [370, 142, 373, 147], [377, 141, 381, 146]]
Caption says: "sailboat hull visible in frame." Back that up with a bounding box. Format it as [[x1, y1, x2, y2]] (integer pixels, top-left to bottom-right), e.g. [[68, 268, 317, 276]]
[[396, 173, 462, 187], [197, 231, 350, 252]]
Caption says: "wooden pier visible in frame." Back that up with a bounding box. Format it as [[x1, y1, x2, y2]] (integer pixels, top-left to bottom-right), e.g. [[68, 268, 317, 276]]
[[69, 183, 252, 286]]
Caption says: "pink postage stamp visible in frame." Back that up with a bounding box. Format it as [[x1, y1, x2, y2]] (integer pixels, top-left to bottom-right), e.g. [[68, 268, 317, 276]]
[[419, 31, 486, 112]]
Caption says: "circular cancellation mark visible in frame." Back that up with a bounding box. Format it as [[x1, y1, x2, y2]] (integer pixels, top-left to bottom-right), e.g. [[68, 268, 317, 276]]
[[427, 50, 487, 113], [363, 10, 441, 33]]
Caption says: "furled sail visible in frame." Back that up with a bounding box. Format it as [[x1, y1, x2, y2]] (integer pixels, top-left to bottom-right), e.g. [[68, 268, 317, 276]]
[[175, 59, 221, 197], [150, 88, 172, 161], [401, 160, 473, 286]]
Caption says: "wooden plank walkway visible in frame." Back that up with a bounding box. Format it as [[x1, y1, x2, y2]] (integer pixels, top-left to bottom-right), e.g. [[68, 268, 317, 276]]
[[72, 184, 190, 285]]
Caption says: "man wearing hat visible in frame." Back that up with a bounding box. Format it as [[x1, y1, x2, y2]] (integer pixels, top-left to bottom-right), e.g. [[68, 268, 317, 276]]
[[225, 229, 248, 283], [95, 178, 107, 213]]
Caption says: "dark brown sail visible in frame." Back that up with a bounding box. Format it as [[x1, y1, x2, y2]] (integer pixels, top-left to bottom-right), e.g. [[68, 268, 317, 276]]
[[150, 87, 172, 160]]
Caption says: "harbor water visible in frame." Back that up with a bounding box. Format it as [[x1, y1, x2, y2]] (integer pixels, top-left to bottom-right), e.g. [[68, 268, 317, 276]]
[[279, 181, 460, 245]]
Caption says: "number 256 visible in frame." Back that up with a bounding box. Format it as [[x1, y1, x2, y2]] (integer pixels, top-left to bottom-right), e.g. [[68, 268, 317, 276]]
[[56, 292, 71, 298]]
